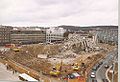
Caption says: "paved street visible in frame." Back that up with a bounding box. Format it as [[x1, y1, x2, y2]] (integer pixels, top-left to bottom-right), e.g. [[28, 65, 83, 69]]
[[0, 63, 20, 81], [96, 49, 117, 82], [96, 56, 111, 82], [87, 48, 117, 82]]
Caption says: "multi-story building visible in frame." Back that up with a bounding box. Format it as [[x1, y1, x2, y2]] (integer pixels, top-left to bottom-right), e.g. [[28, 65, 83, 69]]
[[0, 25, 13, 45], [96, 27, 118, 45], [11, 27, 46, 44], [46, 27, 66, 43], [0, 26, 66, 45]]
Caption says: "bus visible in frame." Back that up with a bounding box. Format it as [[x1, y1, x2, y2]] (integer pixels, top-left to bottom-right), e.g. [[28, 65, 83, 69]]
[[19, 73, 38, 81]]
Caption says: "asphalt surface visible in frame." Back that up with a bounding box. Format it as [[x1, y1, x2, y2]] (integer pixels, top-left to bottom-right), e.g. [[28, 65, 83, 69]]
[[0, 47, 20, 81], [96, 55, 112, 82], [0, 63, 20, 81], [87, 48, 117, 82]]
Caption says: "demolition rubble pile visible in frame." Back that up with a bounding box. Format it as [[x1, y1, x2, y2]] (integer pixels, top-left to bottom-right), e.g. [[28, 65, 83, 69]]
[[62, 33, 97, 53], [46, 33, 100, 64]]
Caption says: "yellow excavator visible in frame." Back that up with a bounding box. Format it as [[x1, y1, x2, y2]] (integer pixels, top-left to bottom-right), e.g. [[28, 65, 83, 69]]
[[73, 63, 80, 71], [49, 67, 60, 76], [50, 62, 62, 76], [12, 48, 20, 52], [10, 44, 20, 52]]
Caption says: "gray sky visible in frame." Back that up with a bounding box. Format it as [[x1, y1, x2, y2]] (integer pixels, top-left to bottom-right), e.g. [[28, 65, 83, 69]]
[[0, 0, 118, 27]]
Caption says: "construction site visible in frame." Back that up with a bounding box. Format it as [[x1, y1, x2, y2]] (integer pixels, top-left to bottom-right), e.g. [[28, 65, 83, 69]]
[[0, 32, 117, 82]]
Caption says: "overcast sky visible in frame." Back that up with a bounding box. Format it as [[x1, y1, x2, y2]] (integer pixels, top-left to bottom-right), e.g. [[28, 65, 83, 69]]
[[0, 0, 118, 27]]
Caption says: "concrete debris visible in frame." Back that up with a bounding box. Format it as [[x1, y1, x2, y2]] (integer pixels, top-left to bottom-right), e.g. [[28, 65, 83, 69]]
[[37, 54, 47, 59]]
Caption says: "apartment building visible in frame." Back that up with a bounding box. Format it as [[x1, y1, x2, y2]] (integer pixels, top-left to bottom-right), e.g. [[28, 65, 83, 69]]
[[0, 25, 12, 45], [96, 28, 118, 45], [46, 27, 66, 43]]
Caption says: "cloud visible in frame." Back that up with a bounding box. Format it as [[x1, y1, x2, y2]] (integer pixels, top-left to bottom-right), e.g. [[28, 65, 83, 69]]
[[0, 0, 118, 26]]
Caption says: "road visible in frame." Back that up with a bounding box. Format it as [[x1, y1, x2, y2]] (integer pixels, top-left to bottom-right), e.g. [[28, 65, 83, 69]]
[[87, 48, 117, 82], [96, 55, 113, 82], [96, 49, 117, 82], [0, 62, 20, 81]]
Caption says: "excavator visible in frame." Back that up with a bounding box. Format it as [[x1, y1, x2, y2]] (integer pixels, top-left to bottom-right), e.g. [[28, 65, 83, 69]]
[[10, 44, 20, 52], [72, 63, 80, 71], [49, 67, 60, 76], [50, 62, 62, 76], [12, 48, 20, 52]]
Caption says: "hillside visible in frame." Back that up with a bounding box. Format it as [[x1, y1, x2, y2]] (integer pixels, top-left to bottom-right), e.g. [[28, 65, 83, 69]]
[[58, 25, 118, 31]]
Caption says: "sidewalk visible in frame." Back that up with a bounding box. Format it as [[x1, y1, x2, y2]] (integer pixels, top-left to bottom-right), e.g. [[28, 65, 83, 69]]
[[0, 63, 20, 81]]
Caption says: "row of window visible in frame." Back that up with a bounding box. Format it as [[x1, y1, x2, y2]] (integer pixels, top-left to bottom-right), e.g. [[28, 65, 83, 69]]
[[46, 35, 63, 36], [11, 31, 45, 34]]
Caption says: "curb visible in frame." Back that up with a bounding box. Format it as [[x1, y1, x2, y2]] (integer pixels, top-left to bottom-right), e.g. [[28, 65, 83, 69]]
[[106, 65, 112, 82]]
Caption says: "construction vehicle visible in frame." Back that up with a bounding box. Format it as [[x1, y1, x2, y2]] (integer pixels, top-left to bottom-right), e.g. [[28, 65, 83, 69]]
[[50, 61, 62, 76], [73, 63, 80, 71], [19, 73, 38, 81], [6, 44, 20, 52], [50, 67, 60, 76], [12, 48, 20, 52]]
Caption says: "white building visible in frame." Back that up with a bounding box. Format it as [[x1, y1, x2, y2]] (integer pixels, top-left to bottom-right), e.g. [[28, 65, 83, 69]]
[[46, 27, 66, 43]]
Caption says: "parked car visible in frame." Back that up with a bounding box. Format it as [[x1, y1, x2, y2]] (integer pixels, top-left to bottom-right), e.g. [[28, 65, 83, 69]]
[[104, 64, 109, 68], [92, 79, 97, 82], [71, 72, 80, 78], [96, 63, 100, 68], [102, 79, 109, 82], [90, 72, 96, 78], [92, 66, 97, 71], [99, 61, 103, 65], [63, 72, 80, 80], [63, 74, 75, 80]]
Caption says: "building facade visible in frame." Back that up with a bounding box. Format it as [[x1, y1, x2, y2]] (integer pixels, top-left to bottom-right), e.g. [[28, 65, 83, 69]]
[[0, 25, 12, 45], [46, 27, 66, 43], [11, 28, 46, 44], [96, 28, 118, 45], [0, 26, 66, 45]]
